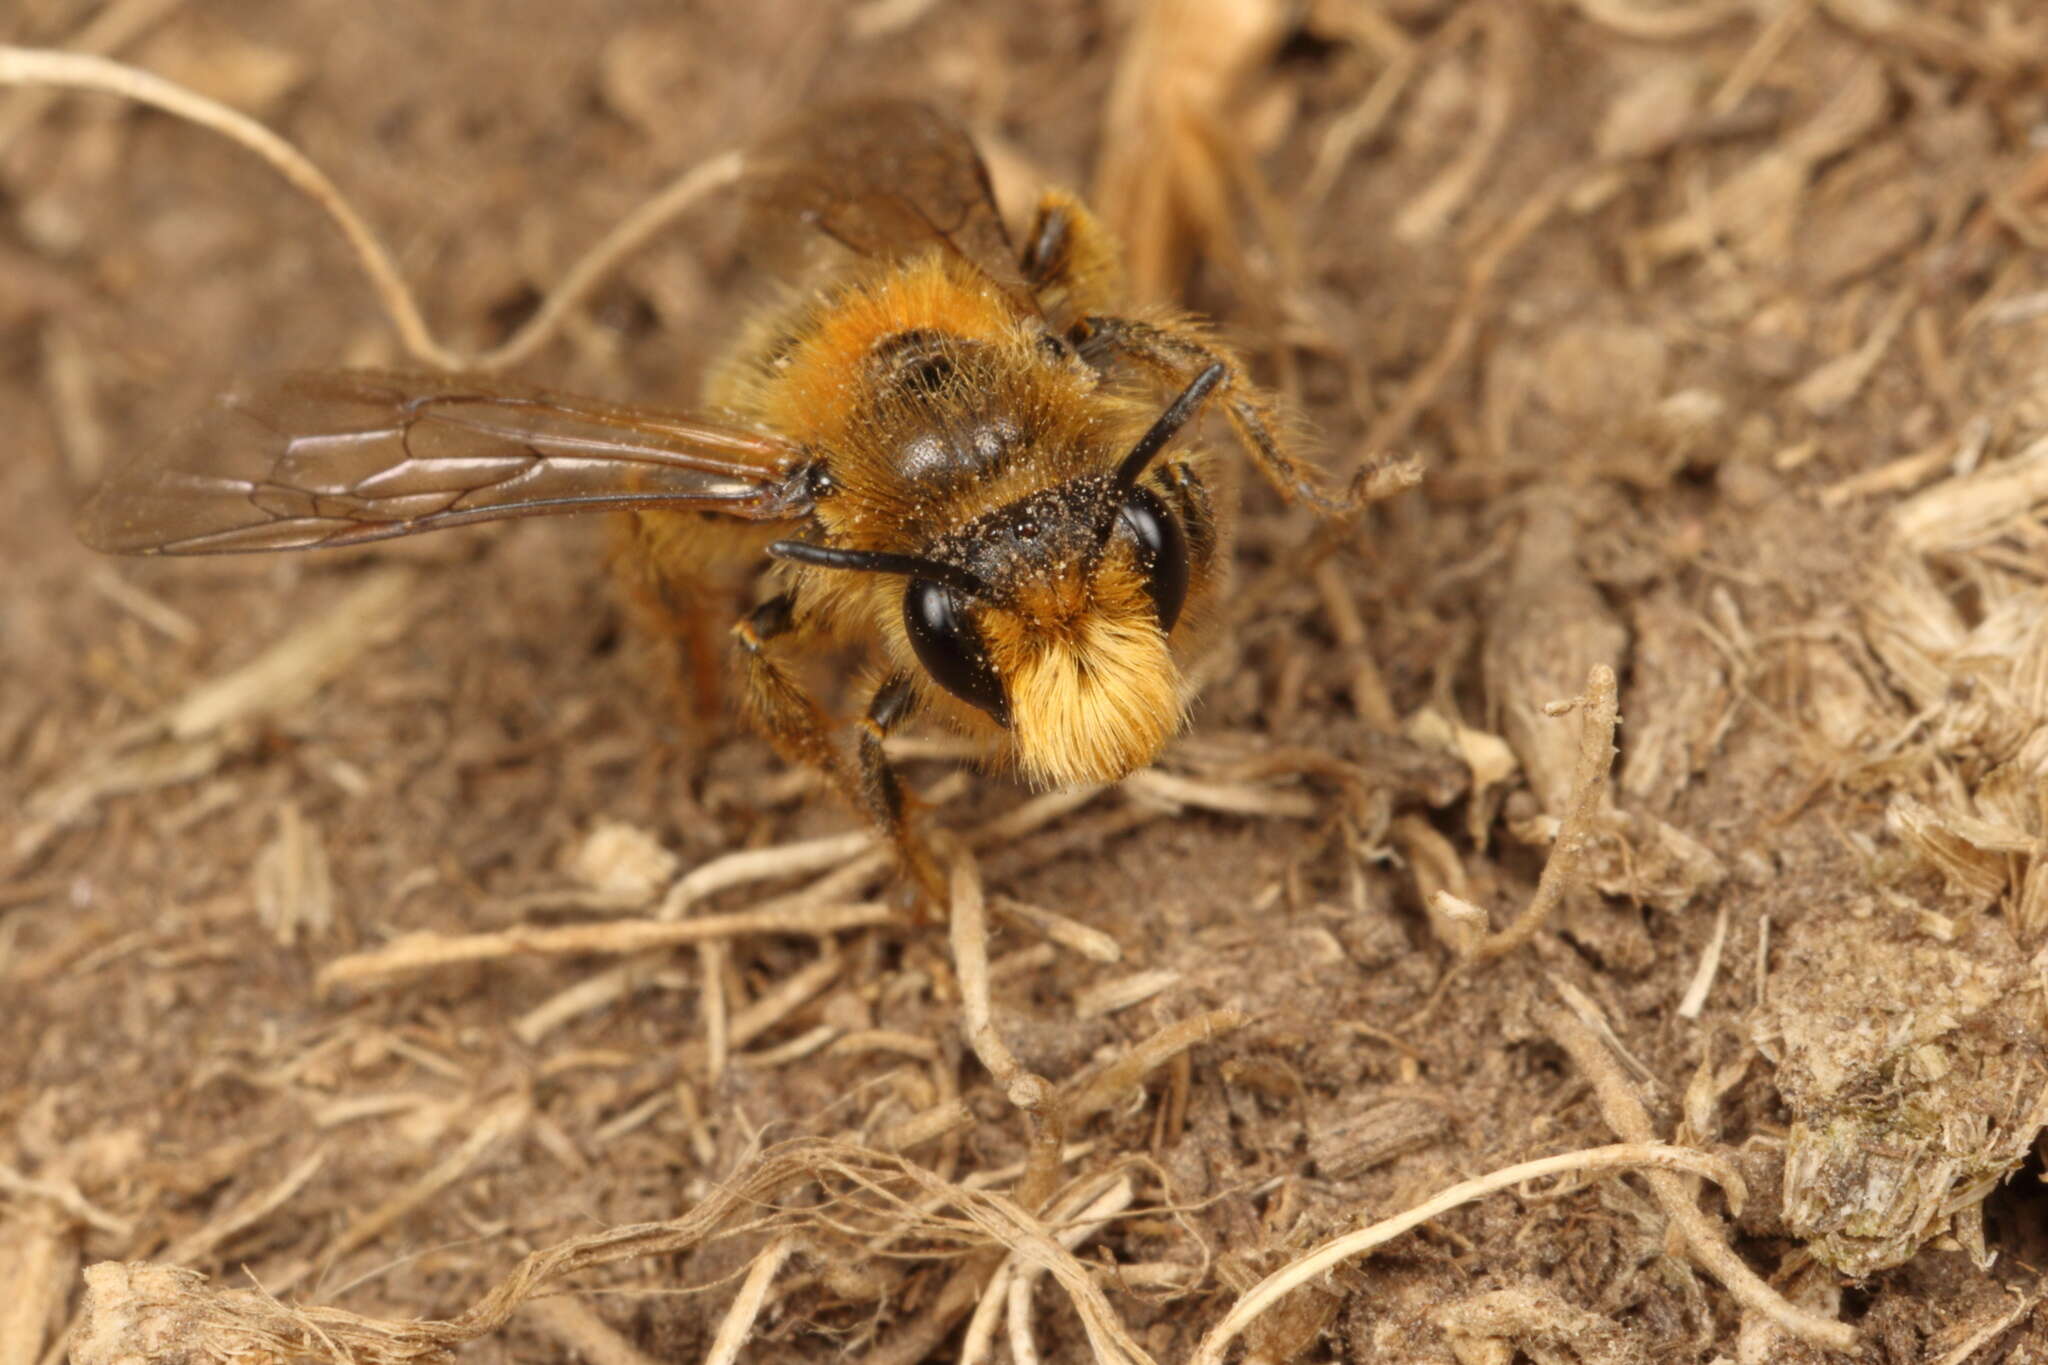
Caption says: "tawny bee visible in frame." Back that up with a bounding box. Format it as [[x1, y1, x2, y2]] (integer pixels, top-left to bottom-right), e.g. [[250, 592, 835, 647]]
[[81, 100, 1355, 889]]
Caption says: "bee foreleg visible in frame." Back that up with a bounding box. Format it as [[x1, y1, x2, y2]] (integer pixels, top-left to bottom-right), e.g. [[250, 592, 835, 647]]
[[856, 674, 943, 901], [733, 608, 942, 901], [855, 674, 917, 835], [732, 592, 845, 793], [1075, 314, 1361, 517]]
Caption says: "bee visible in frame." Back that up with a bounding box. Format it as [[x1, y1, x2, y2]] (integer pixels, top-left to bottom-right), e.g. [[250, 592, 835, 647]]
[[81, 99, 1358, 894]]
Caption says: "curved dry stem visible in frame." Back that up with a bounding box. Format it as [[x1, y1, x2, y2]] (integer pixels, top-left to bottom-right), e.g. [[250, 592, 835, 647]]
[[1471, 664, 1619, 960], [898, 1172, 1151, 1365], [0, 0, 186, 157], [1391, 5, 1523, 244], [659, 830, 876, 919], [946, 842, 1069, 1221], [0, 45, 448, 366], [1302, 41, 1421, 212], [1541, 1002, 1860, 1354], [1063, 1007, 1247, 1123], [1360, 170, 1569, 458], [0, 44, 743, 373], [317, 901, 890, 992], [520, 1297, 659, 1365], [1190, 1142, 1746, 1365]]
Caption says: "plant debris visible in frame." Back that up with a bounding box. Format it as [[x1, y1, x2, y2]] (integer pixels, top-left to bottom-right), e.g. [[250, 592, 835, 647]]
[[8, 1, 2048, 1361]]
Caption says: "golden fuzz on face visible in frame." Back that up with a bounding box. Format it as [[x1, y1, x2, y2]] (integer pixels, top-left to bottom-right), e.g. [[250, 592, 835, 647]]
[[981, 559, 1185, 788]]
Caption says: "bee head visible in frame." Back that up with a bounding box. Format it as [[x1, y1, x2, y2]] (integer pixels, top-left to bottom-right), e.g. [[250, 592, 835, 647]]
[[768, 363, 1221, 788], [968, 541, 1188, 788]]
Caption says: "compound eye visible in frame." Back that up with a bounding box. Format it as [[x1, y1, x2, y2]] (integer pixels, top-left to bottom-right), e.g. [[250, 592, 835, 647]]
[[1120, 486, 1190, 633], [903, 580, 1009, 726]]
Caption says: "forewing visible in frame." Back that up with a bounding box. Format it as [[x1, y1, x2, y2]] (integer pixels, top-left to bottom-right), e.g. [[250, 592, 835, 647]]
[[79, 370, 813, 555], [741, 98, 1032, 306]]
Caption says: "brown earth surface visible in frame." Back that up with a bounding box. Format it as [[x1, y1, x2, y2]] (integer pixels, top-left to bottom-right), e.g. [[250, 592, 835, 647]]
[[6, 2, 2048, 1363]]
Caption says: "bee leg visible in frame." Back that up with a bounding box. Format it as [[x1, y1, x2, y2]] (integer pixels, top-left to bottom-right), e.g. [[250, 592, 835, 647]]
[[855, 674, 945, 904], [732, 605, 942, 902], [1020, 190, 1125, 324], [1074, 314, 1363, 517], [609, 514, 729, 727], [731, 592, 844, 786]]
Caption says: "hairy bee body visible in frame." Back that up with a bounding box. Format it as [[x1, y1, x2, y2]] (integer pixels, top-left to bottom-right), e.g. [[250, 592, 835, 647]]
[[627, 240, 1226, 790], [81, 101, 1340, 894]]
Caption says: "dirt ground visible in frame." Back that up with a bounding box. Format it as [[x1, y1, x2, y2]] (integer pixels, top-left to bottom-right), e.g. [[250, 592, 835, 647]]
[[6, 1, 2048, 1362]]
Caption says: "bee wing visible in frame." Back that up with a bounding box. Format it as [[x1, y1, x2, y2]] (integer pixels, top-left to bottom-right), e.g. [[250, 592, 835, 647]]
[[741, 98, 1033, 306], [80, 369, 813, 555]]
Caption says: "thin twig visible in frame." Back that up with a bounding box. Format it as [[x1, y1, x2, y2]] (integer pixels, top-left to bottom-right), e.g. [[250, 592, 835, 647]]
[[1392, 6, 1523, 244], [990, 896, 1123, 963], [947, 846, 1049, 1112], [520, 1297, 661, 1365], [471, 150, 742, 371], [1008, 1177, 1135, 1365], [873, 1100, 973, 1153], [698, 940, 729, 1082], [658, 829, 877, 919], [160, 1152, 325, 1268], [958, 1261, 1016, 1365], [295, 1098, 531, 1296], [1121, 769, 1320, 819], [0, 0, 190, 157], [1065, 1008, 1247, 1123], [1676, 903, 1730, 1020], [0, 47, 442, 364], [0, 45, 742, 372], [318, 903, 887, 992], [1190, 1142, 1747, 1365], [0, 1164, 131, 1238], [165, 568, 420, 741], [1360, 173, 1571, 458], [702, 1237, 795, 1365], [1312, 560, 1397, 730], [1930, 1290, 2039, 1365], [1073, 968, 1183, 1020]]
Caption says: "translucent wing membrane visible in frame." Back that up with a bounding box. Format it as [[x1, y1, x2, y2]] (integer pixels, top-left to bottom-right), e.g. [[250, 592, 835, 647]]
[[80, 370, 814, 555], [741, 98, 1033, 307]]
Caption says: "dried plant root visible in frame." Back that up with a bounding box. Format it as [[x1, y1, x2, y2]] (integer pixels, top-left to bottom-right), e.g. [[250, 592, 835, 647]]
[[71, 1138, 1169, 1365], [1189, 1142, 1748, 1365], [317, 902, 888, 992], [1540, 1002, 1859, 1353]]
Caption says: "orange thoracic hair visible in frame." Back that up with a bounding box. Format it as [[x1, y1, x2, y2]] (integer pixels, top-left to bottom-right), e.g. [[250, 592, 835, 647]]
[[708, 255, 1153, 525]]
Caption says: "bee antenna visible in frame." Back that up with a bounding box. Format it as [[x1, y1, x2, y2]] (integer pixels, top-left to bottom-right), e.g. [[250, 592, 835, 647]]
[[768, 541, 989, 598], [1112, 362, 1226, 494]]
